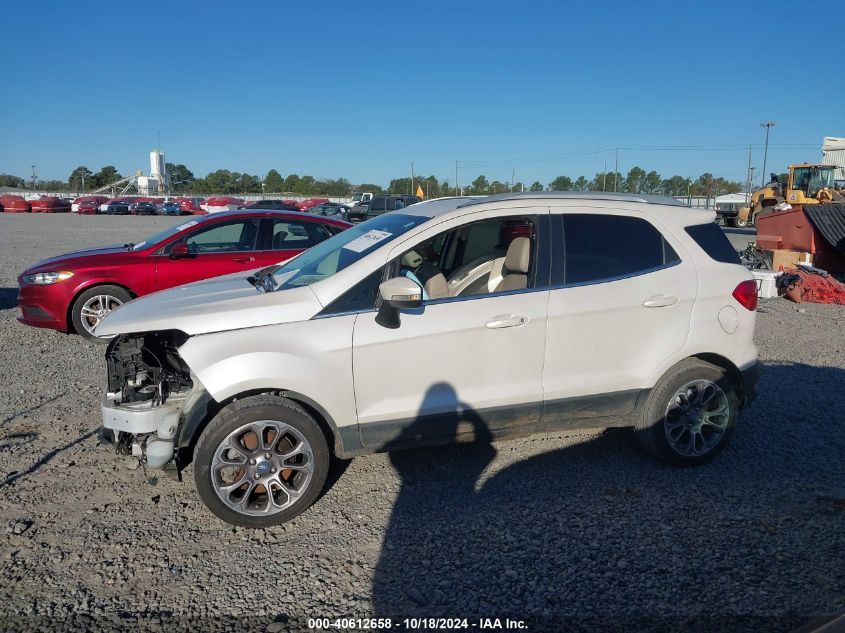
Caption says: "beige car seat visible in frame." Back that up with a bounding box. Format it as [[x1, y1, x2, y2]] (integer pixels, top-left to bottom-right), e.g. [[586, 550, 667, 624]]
[[402, 250, 449, 299], [495, 237, 531, 292]]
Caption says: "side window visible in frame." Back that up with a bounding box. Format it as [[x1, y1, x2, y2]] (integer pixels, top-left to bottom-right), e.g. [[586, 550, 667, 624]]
[[369, 197, 387, 212], [320, 269, 383, 316], [168, 219, 259, 254], [397, 215, 538, 301], [270, 220, 326, 249], [563, 214, 679, 285], [684, 223, 740, 264]]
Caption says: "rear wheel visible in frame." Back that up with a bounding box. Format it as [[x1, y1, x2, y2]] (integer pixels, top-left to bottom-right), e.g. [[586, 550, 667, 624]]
[[635, 360, 738, 466], [70, 284, 131, 342], [194, 395, 329, 528]]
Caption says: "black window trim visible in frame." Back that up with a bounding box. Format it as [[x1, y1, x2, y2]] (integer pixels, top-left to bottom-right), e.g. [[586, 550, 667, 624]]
[[550, 212, 683, 289]]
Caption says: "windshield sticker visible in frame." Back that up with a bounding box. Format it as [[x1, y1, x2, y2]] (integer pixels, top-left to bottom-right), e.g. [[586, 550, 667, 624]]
[[176, 220, 199, 231], [342, 230, 392, 253]]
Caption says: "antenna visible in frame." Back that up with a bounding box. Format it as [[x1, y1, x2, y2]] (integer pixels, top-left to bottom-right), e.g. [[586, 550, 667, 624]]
[[157, 129, 161, 150], [31, 165, 37, 189]]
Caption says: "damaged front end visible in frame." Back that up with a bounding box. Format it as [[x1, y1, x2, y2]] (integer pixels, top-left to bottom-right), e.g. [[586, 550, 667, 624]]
[[101, 330, 200, 471]]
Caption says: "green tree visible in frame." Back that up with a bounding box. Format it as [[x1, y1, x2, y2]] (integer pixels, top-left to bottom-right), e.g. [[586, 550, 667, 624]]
[[283, 174, 301, 192], [356, 183, 385, 195], [0, 174, 26, 188], [641, 170, 662, 194], [206, 169, 236, 194], [238, 173, 262, 194], [572, 176, 589, 191], [511, 181, 525, 192], [37, 179, 67, 191], [295, 175, 316, 194], [68, 166, 93, 192], [469, 175, 490, 194], [191, 177, 208, 193], [549, 175, 573, 191], [263, 169, 284, 193], [389, 177, 413, 194], [529, 181, 544, 191], [589, 171, 623, 191], [91, 165, 121, 189], [166, 163, 195, 193], [660, 175, 690, 197], [623, 166, 647, 193]]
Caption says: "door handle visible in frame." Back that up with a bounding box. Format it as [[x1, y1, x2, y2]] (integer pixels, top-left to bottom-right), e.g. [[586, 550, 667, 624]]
[[643, 294, 679, 308], [233, 256, 255, 263], [485, 314, 528, 329]]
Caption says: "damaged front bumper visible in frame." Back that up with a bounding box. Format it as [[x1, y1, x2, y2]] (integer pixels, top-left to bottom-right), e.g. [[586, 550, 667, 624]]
[[101, 391, 185, 468]]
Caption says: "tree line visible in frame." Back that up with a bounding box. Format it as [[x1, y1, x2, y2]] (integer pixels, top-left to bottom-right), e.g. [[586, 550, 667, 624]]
[[0, 164, 745, 199]]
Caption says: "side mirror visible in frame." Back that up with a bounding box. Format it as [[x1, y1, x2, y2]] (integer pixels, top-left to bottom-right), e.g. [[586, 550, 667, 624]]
[[170, 243, 190, 259], [375, 277, 423, 329]]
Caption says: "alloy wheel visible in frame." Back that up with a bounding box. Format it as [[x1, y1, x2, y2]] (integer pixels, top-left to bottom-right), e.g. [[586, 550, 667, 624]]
[[664, 379, 730, 457]]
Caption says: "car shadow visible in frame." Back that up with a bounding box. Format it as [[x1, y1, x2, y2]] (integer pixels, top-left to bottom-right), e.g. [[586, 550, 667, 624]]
[[371, 364, 845, 632], [0, 427, 99, 489], [0, 287, 18, 310]]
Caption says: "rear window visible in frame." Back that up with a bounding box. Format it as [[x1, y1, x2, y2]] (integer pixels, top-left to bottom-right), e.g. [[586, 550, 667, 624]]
[[684, 223, 740, 264], [563, 214, 680, 285]]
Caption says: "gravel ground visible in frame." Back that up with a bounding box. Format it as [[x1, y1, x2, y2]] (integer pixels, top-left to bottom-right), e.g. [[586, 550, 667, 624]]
[[0, 213, 843, 632]]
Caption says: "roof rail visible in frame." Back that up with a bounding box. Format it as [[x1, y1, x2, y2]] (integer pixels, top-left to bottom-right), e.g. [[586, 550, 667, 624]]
[[456, 191, 690, 207]]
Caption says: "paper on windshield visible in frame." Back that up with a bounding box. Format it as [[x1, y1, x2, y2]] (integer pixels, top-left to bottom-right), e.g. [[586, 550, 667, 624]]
[[342, 230, 392, 253]]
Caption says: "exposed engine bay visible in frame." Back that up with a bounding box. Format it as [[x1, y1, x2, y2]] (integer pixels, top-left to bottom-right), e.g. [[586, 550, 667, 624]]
[[106, 331, 192, 404], [103, 331, 199, 471]]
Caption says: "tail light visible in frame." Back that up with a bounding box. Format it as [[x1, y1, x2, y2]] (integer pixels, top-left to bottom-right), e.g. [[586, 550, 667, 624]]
[[732, 280, 758, 311]]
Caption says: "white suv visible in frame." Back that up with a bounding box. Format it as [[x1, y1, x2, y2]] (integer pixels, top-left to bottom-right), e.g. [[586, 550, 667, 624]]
[[98, 192, 760, 527]]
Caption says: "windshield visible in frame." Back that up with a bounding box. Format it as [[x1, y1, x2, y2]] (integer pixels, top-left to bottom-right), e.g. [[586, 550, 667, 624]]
[[807, 168, 835, 196], [265, 213, 429, 289], [131, 219, 202, 251]]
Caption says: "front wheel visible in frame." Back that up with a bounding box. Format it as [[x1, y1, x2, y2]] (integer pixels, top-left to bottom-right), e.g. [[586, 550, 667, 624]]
[[635, 360, 738, 466], [70, 284, 132, 341], [193, 395, 329, 528]]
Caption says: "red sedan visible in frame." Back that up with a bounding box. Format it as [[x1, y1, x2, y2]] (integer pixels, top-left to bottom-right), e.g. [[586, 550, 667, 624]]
[[17, 210, 351, 340], [31, 197, 72, 213]]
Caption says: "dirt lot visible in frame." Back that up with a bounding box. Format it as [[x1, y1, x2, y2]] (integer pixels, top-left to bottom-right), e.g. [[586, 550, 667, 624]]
[[0, 213, 843, 632]]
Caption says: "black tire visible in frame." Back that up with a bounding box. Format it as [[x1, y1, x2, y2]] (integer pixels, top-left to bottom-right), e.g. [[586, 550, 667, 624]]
[[735, 217, 749, 228], [70, 284, 132, 342], [635, 359, 738, 466], [193, 395, 330, 528]]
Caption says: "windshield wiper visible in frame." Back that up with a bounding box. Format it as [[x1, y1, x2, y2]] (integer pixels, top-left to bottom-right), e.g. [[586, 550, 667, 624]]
[[247, 265, 281, 293]]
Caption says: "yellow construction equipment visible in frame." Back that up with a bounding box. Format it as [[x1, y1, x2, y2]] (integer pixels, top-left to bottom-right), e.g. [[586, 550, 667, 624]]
[[735, 164, 844, 227]]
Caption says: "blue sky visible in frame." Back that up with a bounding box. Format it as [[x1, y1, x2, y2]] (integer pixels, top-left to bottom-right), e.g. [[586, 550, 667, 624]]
[[1, 0, 841, 188]]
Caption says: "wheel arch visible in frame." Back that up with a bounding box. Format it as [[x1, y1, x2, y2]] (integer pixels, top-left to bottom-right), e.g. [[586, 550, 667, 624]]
[[66, 281, 137, 334], [688, 353, 747, 405], [176, 387, 362, 469]]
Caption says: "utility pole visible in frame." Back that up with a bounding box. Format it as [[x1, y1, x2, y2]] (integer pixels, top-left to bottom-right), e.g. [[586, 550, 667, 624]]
[[745, 146, 753, 203], [511, 168, 515, 192], [613, 146, 619, 192], [31, 165, 37, 190], [760, 122, 775, 187], [455, 161, 459, 196], [411, 161, 415, 195], [602, 161, 607, 191], [81, 170, 85, 194]]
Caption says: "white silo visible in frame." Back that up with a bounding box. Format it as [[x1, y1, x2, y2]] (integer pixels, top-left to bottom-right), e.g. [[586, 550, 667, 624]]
[[150, 149, 165, 181]]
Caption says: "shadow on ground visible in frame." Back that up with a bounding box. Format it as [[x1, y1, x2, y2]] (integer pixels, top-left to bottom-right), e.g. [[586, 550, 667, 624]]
[[0, 288, 18, 310], [371, 364, 845, 632]]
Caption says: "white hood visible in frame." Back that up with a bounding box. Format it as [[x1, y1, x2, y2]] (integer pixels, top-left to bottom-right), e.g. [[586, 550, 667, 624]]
[[95, 271, 324, 337]]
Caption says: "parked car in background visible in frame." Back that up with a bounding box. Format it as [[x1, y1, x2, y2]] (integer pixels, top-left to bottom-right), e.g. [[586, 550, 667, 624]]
[[130, 201, 158, 215], [105, 199, 132, 215], [347, 194, 421, 222], [0, 194, 31, 212], [297, 197, 330, 211], [202, 197, 244, 213], [177, 197, 206, 215], [17, 210, 352, 340], [95, 192, 760, 527], [162, 201, 182, 215], [71, 196, 108, 213], [31, 197, 71, 213], [240, 200, 301, 211], [77, 199, 103, 215], [308, 202, 351, 219]]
